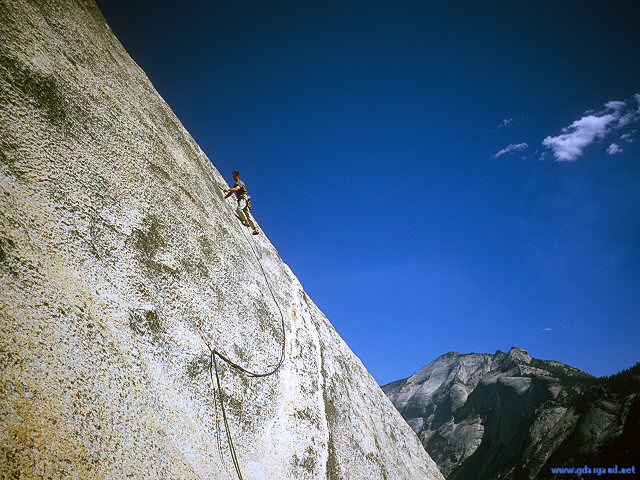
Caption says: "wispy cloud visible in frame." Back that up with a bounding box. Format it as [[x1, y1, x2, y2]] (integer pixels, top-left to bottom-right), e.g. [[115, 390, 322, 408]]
[[494, 118, 513, 130], [605, 100, 626, 111], [542, 327, 553, 332], [620, 131, 636, 143], [542, 94, 640, 161], [607, 143, 623, 155], [494, 143, 528, 158]]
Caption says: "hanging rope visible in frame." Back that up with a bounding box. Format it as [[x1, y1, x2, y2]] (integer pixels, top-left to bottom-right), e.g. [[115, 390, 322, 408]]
[[197, 189, 287, 480]]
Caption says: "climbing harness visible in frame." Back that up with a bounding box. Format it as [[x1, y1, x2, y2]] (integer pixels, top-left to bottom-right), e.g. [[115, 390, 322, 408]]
[[197, 188, 287, 480]]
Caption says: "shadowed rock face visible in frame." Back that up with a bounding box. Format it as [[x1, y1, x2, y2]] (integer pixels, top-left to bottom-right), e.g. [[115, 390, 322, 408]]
[[0, 1, 444, 479], [383, 347, 640, 480]]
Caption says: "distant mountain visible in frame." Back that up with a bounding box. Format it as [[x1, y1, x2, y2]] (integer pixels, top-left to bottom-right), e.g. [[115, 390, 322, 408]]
[[382, 347, 640, 480]]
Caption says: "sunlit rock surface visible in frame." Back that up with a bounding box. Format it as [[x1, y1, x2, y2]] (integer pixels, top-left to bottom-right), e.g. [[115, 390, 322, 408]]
[[383, 347, 640, 480], [0, 1, 444, 478]]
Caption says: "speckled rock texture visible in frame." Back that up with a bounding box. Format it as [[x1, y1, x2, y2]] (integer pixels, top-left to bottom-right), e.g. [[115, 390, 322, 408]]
[[383, 347, 640, 480], [0, 1, 444, 479]]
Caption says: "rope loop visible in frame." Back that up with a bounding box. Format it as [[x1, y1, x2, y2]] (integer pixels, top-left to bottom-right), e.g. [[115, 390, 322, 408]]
[[199, 195, 287, 480]]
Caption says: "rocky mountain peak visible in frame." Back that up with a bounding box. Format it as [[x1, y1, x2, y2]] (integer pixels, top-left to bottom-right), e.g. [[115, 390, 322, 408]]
[[383, 349, 638, 480], [494, 346, 532, 370]]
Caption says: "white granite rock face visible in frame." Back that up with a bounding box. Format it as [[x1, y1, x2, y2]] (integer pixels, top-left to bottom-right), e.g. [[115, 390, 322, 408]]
[[0, 1, 444, 479]]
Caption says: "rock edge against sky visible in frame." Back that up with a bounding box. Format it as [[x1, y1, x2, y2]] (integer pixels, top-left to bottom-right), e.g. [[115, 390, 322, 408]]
[[0, 1, 443, 478]]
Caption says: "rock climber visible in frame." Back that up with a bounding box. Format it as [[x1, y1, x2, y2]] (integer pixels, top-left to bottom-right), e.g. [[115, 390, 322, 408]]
[[224, 170, 259, 235]]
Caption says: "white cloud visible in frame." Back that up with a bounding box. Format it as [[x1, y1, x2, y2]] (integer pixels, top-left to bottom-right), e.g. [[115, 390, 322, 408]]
[[543, 112, 618, 161], [618, 112, 637, 127], [621, 131, 636, 143], [607, 143, 623, 155], [494, 142, 528, 158], [494, 118, 513, 130], [605, 100, 626, 111], [542, 94, 640, 161], [542, 327, 553, 332]]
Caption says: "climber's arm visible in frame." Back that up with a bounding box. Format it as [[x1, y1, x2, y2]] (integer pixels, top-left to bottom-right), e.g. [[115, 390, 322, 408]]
[[224, 184, 240, 198]]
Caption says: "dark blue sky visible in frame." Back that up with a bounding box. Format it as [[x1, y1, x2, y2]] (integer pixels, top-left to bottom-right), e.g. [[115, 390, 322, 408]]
[[96, 0, 640, 383]]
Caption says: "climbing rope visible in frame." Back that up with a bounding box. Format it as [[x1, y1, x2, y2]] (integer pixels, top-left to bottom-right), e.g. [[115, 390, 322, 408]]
[[197, 189, 287, 480]]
